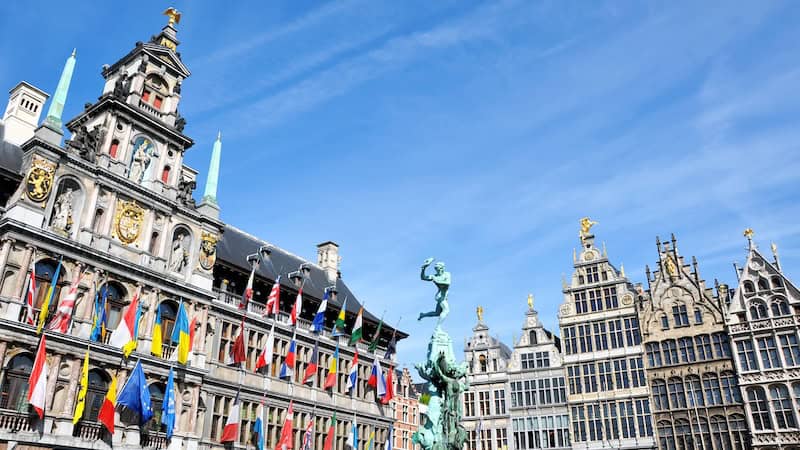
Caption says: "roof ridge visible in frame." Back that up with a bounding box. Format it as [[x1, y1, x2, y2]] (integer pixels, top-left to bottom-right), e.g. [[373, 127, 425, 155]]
[[226, 224, 314, 266]]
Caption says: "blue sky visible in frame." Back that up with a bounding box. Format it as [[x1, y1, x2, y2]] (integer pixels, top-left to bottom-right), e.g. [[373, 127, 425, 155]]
[[2, 1, 800, 372]]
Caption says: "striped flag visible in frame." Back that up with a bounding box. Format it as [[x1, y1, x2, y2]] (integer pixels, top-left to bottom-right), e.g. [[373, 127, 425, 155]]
[[221, 392, 241, 443], [381, 366, 394, 404], [265, 276, 281, 317], [323, 413, 337, 450], [256, 323, 275, 371], [97, 374, 117, 433], [27, 335, 48, 418], [72, 349, 89, 424], [290, 288, 303, 326], [346, 350, 359, 394], [108, 287, 141, 357], [240, 262, 256, 310], [332, 298, 347, 336], [324, 344, 339, 390], [346, 416, 358, 450], [229, 318, 246, 367], [23, 252, 36, 326], [276, 402, 294, 450], [311, 289, 328, 333], [385, 425, 393, 450], [365, 429, 375, 450], [37, 257, 62, 334], [279, 339, 297, 379], [150, 304, 163, 357], [302, 417, 314, 450], [302, 340, 319, 385], [349, 307, 363, 345], [254, 401, 266, 450], [48, 269, 84, 333]]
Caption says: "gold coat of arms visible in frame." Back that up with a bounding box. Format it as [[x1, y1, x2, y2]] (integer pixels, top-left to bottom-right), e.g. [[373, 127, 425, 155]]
[[113, 200, 145, 245], [198, 231, 218, 270], [25, 156, 56, 203]]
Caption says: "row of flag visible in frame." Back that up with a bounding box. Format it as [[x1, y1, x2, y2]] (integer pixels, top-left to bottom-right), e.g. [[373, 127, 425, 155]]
[[26, 335, 178, 438]]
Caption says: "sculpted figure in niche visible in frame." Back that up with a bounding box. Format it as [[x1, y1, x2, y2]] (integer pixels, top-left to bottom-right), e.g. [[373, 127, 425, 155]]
[[51, 188, 75, 234], [129, 137, 154, 183], [170, 232, 190, 273]]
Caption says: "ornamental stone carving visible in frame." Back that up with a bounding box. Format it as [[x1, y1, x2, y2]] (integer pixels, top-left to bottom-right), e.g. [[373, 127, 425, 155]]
[[25, 156, 56, 204], [112, 200, 145, 245], [198, 231, 217, 271]]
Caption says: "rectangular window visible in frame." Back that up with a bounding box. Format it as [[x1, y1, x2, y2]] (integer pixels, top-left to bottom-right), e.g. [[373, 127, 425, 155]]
[[696, 335, 712, 360], [713, 333, 731, 358], [618, 400, 635, 439], [578, 324, 593, 353], [479, 391, 491, 416], [757, 336, 782, 369], [464, 392, 475, 417], [493, 390, 506, 415], [678, 337, 695, 363], [603, 287, 618, 309], [582, 363, 597, 393], [603, 401, 619, 440], [589, 288, 603, 312], [624, 317, 641, 346], [554, 377, 566, 403], [613, 358, 629, 389], [736, 340, 758, 371], [694, 308, 703, 324], [564, 326, 577, 355], [609, 319, 624, 349], [660, 315, 669, 330], [495, 428, 507, 450], [629, 358, 646, 388], [538, 378, 552, 404], [520, 352, 535, 370], [587, 403, 602, 441], [574, 292, 588, 314], [672, 304, 690, 327], [571, 406, 586, 442], [635, 399, 653, 437], [510, 382, 522, 408], [662, 340, 678, 365], [567, 366, 582, 395], [779, 333, 800, 367], [593, 322, 608, 350], [598, 361, 613, 391], [645, 343, 662, 368], [535, 351, 550, 368]]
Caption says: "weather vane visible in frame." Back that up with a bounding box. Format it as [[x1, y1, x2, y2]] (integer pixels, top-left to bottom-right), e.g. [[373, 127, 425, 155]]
[[163, 7, 181, 26]]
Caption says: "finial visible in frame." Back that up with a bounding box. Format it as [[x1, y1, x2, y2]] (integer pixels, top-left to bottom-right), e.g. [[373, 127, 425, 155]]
[[217, 130, 222, 140], [772, 242, 782, 272], [602, 241, 607, 257], [476, 306, 483, 323], [771, 242, 778, 254], [163, 7, 182, 26], [743, 228, 754, 240], [579, 217, 598, 241], [71, 48, 77, 57], [527, 294, 534, 310], [620, 263, 626, 278]]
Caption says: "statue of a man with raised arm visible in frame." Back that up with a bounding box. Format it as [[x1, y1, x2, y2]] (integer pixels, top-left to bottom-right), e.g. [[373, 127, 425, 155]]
[[418, 257, 451, 323]]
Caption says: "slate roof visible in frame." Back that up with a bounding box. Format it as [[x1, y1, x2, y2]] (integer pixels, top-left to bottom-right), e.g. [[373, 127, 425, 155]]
[[216, 224, 408, 340], [0, 122, 23, 179]]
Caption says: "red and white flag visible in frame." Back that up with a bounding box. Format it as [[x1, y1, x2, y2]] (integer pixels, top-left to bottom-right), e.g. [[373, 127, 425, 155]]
[[301, 417, 314, 450], [255, 323, 275, 370], [48, 270, 84, 333], [23, 253, 36, 326], [28, 335, 48, 418], [108, 287, 140, 353], [276, 401, 295, 450], [265, 276, 281, 317], [290, 288, 303, 326], [220, 392, 241, 443], [240, 263, 256, 310]]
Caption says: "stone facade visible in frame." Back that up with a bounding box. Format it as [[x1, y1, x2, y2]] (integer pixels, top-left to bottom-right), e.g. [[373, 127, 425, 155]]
[[726, 237, 800, 450], [558, 233, 655, 450], [393, 368, 420, 450], [0, 15, 404, 450], [638, 236, 748, 449]]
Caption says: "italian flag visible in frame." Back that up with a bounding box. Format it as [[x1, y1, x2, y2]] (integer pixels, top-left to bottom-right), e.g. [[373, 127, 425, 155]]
[[349, 307, 363, 345]]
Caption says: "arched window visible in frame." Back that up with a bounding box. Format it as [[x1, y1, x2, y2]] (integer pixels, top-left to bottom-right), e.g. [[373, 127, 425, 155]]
[[528, 330, 537, 345], [91, 208, 104, 234], [645, 343, 662, 368], [49, 179, 84, 239], [652, 379, 668, 410], [720, 371, 740, 404], [675, 419, 692, 449], [769, 384, 796, 429], [0, 354, 34, 411], [729, 414, 748, 449], [145, 383, 166, 433], [33, 258, 65, 314], [159, 301, 178, 347], [747, 387, 772, 431], [694, 308, 703, 324], [161, 165, 171, 183], [758, 278, 770, 291], [479, 355, 487, 373], [85, 369, 110, 422], [744, 281, 755, 294], [771, 298, 791, 317], [771, 276, 783, 288], [660, 314, 669, 330], [710, 416, 730, 450], [668, 377, 686, 408], [749, 300, 768, 320], [142, 74, 169, 111], [695, 334, 712, 360], [168, 228, 191, 275], [686, 375, 704, 407], [703, 373, 723, 405], [662, 340, 678, 365], [149, 232, 160, 255], [678, 337, 695, 363], [108, 139, 119, 158], [100, 282, 127, 331], [657, 421, 675, 450]]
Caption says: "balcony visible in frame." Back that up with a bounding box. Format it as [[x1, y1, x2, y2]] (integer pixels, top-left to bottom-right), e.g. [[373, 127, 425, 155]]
[[0, 409, 33, 432], [138, 99, 165, 120], [141, 430, 168, 448], [729, 315, 799, 333], [74, 421, 104, 440]]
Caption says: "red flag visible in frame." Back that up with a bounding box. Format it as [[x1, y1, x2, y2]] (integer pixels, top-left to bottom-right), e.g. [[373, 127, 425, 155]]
[[221, 392, 241, 443], [97, 374, 117, 433], [301, 417, 314, 450], [290, 288, 303, 325], [240, 264, 256, 310], [265, 276, 281, 317], [276, 402, 294, 450], [382, 366, 395, 404], [24, 254, 36, 326], [302, 341, 319, 385], [48, 270, 84, 333], [27, 335, 48, 418], [230, 319, 246, 366], [188, 316, 197, 351], [323, 413, 337, 450]]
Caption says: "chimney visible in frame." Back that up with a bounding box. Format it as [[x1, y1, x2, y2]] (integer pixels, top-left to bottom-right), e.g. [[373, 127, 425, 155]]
[[317, 241, 340, 282], [3, 82, 49, 146]]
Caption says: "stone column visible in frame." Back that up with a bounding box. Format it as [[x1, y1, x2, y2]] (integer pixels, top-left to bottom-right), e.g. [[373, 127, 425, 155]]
[[45, 353, 62, 416], [4, 243, 32, 321], [14, 244, 34, 298], [0, 238, 15, 276]]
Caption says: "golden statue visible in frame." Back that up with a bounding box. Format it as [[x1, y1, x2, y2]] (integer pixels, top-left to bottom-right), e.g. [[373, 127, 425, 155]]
[[476, 305, 483, 322], [527, 294, 534, 310], [771, 242, 778, 254], [743, 228, 754, 239], [579, 217, 598, 240], [665, 256, 677, 277], [163, 7, 181, 26]]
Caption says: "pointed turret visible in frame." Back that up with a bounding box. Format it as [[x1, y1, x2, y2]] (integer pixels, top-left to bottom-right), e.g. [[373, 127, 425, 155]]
[[202, 131, 221, 205], [43, 49, 77, 136]]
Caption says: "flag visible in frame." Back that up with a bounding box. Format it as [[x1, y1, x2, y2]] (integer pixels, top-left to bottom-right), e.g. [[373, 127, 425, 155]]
[[229, 319, 246, 366], [385, 425, 393, 450], [384, 329, 397, 360], [366, 429, 375, 450], [37, 257, 62, 334], [311, 289, 328, 333], [188, 316, 197, 351], [116, 360, 153, 425], [256, 323, 275, 370], [240, 262, 256, 309], [72, 349, 89, 424], [324, 344, 339, 390], [368, 357, 386, 397], [90, 284, 108, 342], [48, 269, 84, 333], [254, 401, 266, 450], [122, 295, 143, 357], [367, 317, 383, 353], [172, 301, 191, 364], [27, 335, 48, 418], [98, 374, 117, 433], [279, 339, 296, 379], [475, 420, 483, 450], [346, 350, 359, 394], [221, 392, 241, 443], [323, 413, 337, 450], [276, 402, 294, 450], [150, 304, 163, 357], [302, 417, 314, 450], [290, 288, 303, 326], [346, 417, 358, 450], [381, 366, 394, 404], [302, 340, 319, 385], [23, 252, 36, 326], [162, 367, 176, 439], [109, 287, 140, 357], [332, 298, 347, 336], [265, 275, 281, 316], [349, 307, 363, 345]]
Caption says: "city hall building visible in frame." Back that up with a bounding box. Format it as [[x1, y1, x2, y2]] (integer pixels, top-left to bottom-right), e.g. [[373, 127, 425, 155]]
[[0, 12, 404, 450]]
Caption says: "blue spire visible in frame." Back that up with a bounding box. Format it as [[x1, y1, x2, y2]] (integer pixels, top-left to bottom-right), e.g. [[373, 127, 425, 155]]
[[44, 49, 77, 132], [202, 131, 222, 205]]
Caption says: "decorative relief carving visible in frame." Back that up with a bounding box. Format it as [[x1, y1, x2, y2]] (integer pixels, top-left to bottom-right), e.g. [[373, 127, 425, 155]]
[[621, 293, 634, 306], [112, 200, 145, 245], [198, 231, 217, 271], [25, 156, 56, 203]]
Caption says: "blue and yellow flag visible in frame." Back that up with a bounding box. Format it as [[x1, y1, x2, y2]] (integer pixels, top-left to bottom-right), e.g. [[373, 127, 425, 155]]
[[171, 301, 190, 364], [150, 304, 163, 357], [37, 257, 62, 334], [91, 284, 108, 342]]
